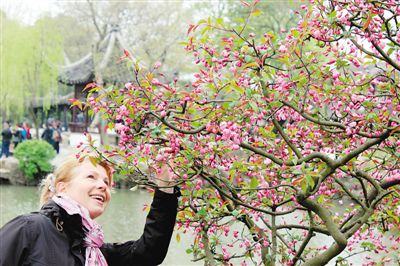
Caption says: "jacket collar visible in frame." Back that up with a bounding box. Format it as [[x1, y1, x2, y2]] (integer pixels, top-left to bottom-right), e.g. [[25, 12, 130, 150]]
[[40, 200, 86, 249]]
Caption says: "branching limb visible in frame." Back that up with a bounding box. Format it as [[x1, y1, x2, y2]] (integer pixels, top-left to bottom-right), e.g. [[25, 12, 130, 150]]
[[200, 170, 303, 216], [292, 211, 315, 265], [260, 217, 307, 264], [297, 196, 348, 266], [333, 177, 367, 211], [280, 100, 346, 131], [276, 224, 329, 235], [149, 111, 206, 134]]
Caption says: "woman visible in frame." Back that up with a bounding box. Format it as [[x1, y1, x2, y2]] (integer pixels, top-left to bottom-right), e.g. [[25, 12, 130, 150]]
[[0, 156, 180, 266]]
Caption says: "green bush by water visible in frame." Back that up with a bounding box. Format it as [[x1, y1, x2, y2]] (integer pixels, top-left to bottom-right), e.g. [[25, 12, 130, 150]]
[[14, 140, 56, 182]]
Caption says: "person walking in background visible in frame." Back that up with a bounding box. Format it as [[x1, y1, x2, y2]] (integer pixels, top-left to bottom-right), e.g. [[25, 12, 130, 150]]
[[19, 123, 27, 141], [0, 155, 179, 265], [23, 122, 32, 140], [41, 121, 54, 147], [52, 120, 62, 154], [12, 123, 25, 149], [1, 121, 13, 158]]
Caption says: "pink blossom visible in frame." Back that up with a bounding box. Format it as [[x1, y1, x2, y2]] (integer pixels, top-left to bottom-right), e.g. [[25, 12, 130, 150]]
[[278, 44, 288, 53], [151, 78, 162, 85], [332, 69, 340, 79], [153, 61, 162, 69]]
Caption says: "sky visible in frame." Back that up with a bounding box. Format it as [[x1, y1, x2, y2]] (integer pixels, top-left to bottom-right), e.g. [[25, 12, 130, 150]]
[[0, 0, 61, 25], [0, 0, 203, 25]]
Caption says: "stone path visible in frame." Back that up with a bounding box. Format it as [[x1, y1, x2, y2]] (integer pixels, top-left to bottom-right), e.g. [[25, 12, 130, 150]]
[[51, 132, 102, 167], [51, 142, 77, 167]]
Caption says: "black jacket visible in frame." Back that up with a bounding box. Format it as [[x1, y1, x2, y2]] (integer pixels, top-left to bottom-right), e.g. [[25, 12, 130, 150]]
[[1, 128, 12, 142], [0, 189, 179, 266]]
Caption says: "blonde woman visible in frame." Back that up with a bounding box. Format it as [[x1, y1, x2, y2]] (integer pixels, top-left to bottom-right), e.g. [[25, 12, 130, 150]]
[[0, 156, 179, 266]]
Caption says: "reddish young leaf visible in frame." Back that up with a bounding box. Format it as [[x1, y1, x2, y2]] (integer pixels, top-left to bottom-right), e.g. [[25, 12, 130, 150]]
[[83, 82, 96, 91], [187, 24, 195, 35], [292, 176, 304, 186], [390, 126, 400, 136], [240, 0, 250, 7], [362, 15, 371, 32]]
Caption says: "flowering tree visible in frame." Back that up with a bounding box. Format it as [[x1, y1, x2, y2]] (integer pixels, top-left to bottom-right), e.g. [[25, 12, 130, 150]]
[[82, 0, 400, 265]]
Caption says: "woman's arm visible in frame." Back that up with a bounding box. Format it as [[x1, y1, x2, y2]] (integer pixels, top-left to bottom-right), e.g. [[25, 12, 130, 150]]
[[101, 188, 179, 265], [102, 161, 180, 265]]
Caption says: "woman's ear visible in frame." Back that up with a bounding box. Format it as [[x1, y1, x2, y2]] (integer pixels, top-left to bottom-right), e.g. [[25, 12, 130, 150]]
[[56, 181, 67, 193]]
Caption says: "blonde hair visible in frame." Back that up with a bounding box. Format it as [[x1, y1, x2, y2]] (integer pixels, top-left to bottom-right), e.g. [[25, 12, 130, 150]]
[[39, 156, 113, 206]]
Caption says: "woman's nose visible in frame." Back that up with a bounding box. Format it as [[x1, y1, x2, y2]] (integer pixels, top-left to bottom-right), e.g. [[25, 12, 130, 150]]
[[97, 179, 108, 189]]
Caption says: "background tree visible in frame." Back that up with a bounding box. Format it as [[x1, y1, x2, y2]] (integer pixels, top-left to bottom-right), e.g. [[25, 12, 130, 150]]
[[1, 13, 63, 134], [85, 0, 400, 265], [2, 0, 196, 129], [57, 0, 194, 80], [224, 0, 301, 37]]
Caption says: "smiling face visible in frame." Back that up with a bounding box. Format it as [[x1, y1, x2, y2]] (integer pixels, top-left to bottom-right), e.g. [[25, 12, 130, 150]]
[[56, 160, 112, 219]]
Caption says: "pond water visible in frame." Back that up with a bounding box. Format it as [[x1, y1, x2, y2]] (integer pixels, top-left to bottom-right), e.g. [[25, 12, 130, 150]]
[[0, 185, 200, 266], [0, 185, 397, 265]]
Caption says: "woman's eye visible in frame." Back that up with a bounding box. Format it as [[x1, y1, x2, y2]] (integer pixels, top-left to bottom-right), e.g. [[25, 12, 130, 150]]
[[87, 175, 95, 179], [104, 180, 110, 186]]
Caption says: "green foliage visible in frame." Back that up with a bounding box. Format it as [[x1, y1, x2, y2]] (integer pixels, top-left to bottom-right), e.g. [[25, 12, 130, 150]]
[[111, 169, 126, 183], [1, 14, 64, 119], [110, 168, 139, 189], [14, 140, 56, 181]]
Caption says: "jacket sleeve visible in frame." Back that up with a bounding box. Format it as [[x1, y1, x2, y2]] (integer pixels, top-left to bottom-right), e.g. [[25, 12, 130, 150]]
[[101, 188, 179, 266], [0, 215, 35, 266]]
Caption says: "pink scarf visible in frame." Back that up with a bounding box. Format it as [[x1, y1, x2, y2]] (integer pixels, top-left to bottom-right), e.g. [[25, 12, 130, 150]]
[[52, 194, 108, 266]]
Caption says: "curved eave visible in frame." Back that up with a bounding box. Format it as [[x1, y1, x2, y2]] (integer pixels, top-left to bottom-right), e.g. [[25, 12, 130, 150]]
[[58, 53, 94, 85]]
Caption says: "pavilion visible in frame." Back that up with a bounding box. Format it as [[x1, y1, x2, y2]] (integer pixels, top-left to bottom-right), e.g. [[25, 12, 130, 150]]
[[57, 24, 133, 132]]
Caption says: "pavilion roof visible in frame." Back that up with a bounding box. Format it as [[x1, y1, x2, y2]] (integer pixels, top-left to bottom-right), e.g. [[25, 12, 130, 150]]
[[58, 25, 133, 85]]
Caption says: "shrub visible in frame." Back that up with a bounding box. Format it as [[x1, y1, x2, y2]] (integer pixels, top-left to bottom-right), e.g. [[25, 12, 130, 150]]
[[14, 140, 56, 183]]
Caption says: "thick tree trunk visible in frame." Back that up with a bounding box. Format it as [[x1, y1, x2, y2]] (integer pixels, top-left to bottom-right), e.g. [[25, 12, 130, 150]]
[[270, 211, 277, 266], [201, 231, 216, 266]]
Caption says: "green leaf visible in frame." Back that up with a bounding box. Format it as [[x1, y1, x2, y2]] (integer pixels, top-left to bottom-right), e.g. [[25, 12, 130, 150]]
[[251, 9, 262, 17], [215, 17, 224, 26], [245, 88, 252, 97], [231, 209, 240, 217], [317, 196, 325, 204], [249, 101, 258, 111], [198, 208, 207, 217], [228, 100, 238, 109], [305, 174, 315, 188], [185, 248, 193, 254], [250, 177, 259, 189], [151, 126, 161, 137], [292, 169, 303, 175], [328, 10, 337, 21], [292, 30, 300, 38], [366, 112, 379, 122], [300, 179, 308, 193]]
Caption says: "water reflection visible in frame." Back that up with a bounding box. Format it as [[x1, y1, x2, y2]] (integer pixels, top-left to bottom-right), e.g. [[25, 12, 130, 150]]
[[0, 185, 200, 266]]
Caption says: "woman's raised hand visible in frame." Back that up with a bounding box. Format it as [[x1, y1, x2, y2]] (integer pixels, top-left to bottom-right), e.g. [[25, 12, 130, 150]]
[[153, 162, 175, 194]]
